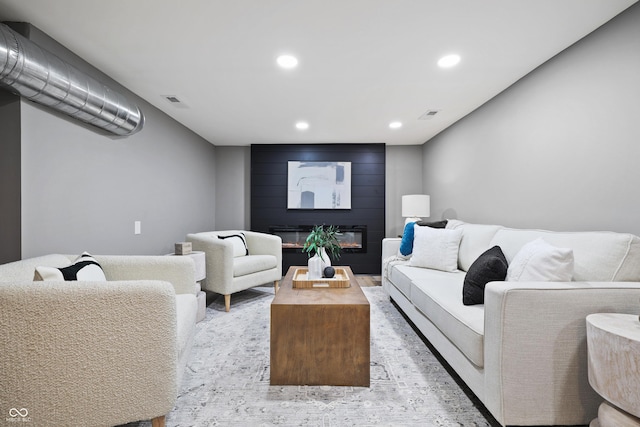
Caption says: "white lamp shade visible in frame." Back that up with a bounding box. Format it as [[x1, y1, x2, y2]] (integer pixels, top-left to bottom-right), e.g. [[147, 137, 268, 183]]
[[402, 194, 430, 218]]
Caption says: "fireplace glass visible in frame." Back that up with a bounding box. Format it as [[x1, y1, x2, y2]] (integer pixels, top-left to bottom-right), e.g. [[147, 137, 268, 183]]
[[269, 225, 366, 253]]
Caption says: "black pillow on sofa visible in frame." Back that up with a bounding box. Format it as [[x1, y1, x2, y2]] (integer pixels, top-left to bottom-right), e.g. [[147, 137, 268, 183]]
[[416, 220, 448, 229], [463, 245, 508, 305]]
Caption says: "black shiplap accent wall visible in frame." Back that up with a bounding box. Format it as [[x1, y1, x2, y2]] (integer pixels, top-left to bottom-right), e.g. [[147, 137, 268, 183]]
[[251, 144, 385, 274]]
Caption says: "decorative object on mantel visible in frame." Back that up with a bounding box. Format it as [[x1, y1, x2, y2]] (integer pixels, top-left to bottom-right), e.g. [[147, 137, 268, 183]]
[[402, 194, 430, 225], [174, 242, 192, 255], [302, 225, 342, 279]]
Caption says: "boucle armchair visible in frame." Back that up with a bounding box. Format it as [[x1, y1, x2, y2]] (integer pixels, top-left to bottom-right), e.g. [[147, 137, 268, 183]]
[[0, 254, 198, 427], [187, 230, 282, 311]]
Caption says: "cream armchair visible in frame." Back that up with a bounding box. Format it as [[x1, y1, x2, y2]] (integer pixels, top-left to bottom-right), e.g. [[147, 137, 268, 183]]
[[0, 253, 197, 427], [186, 230, 282, 311]]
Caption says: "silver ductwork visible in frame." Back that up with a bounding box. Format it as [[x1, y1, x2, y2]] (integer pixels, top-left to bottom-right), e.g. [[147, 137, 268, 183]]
[[0, 23, 144, 136]]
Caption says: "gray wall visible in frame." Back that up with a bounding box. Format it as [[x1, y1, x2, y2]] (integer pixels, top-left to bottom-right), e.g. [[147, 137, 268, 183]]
[[214, 146, 251, 230], [14, 25, 216, 258], [422, 4, 640, 235], [385, 145, 425, 238]]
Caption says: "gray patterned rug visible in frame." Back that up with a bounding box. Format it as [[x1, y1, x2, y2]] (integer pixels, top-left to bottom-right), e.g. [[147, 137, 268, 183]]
[[128, 286, 498, 426]]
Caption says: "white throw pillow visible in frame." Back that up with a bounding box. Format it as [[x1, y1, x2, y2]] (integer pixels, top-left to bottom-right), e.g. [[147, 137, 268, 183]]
[[218, 233, 249, 257], [410, 226, 463, 272], [34, 252, 106, 281], [506, 238, 574, 282]]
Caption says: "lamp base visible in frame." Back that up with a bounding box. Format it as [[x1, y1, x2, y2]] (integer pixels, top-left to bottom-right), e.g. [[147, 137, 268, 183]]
[[404, 217, 423, 225]]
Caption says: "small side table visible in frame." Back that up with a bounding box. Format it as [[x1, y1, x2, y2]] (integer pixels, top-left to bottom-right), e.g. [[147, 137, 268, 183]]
[[166, 251, 206, 322], [587, 313, 640, 427]]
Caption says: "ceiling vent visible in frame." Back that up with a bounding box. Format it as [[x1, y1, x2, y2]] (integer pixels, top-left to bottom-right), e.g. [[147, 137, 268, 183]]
[[0, 23, 144, 136], [418, 110, 440, 120], [163, 95, 189, 108]]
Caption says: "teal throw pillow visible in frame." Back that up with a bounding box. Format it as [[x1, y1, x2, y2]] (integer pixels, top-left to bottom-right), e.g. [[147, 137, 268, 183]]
[[399, 222, 416, 256]]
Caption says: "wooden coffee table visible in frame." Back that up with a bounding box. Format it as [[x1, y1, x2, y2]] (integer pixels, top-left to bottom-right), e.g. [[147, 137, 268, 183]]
[[270, 266, 370, 387]]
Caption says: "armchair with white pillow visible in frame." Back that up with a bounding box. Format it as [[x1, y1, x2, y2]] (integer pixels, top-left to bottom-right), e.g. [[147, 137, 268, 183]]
[[186, 230, 282, 312], [0, 252, 198, 427]]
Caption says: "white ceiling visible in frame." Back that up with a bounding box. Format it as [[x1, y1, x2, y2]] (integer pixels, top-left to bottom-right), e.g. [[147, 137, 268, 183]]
[[0, 0, 637, 146]]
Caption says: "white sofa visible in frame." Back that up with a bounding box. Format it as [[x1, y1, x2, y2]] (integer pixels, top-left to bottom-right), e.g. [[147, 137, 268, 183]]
[[187, 230, 282, 312], [0, 254, 198, 427], [382, 220, 640, 427]]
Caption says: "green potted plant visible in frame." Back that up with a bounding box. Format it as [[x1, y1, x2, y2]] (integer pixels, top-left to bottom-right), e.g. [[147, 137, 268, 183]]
[[302, 225, 342, 262], [303, 225, 342, 278]]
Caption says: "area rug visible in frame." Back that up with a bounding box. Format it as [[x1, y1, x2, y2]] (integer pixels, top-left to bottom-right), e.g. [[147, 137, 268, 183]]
[[129, 286, 498, 427]]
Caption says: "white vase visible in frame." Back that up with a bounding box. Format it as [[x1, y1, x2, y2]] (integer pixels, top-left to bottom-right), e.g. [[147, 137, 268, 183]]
[[307, 254, 323, 279], [318, 247, 332, 270]]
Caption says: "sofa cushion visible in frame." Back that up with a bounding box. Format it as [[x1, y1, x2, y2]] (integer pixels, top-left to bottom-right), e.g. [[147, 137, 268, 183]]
[[490, 228, 640, 282], [446, 220, 504, 272], [385, 257, 414, 299], [233, 255, 277, 277], [463, 246, 508, 305], [399, 220, 448, 257], [34, 252, 106, 282], [404, 266, 485, 367], [506, 238, 574, 282], [410, 226, 462, 272], [219, 233, 249, 257]]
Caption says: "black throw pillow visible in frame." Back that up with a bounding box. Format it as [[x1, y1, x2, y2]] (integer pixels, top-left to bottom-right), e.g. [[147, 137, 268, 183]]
[[416, 219, 448, 229], [462, 245, 508, 305]]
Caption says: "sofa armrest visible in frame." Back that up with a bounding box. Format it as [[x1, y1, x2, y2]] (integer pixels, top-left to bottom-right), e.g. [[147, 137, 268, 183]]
[[382, 238, 401, 260], [483, 280, 640, 426], [244, 231, 282, 276], [94, 255, 196, 295], [0, 280, 178, 426], [381, 238, 402, 275]]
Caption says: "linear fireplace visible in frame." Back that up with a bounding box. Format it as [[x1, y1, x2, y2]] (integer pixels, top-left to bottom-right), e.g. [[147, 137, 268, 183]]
[[269, 225, 367, 253]]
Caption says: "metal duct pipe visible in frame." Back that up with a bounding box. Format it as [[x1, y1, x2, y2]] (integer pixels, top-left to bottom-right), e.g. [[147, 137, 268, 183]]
[[0, 23, 144, 136]]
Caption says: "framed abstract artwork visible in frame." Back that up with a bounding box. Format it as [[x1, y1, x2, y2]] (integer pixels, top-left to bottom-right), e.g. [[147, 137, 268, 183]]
[[287, 161, 351, 209]]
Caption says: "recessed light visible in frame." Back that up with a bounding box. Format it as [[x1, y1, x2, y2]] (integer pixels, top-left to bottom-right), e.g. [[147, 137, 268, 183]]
[[295, 121, 309, 130], [277, 55, 298, 69], [389, 121, 402, 129], [437, 54, 461, 68]]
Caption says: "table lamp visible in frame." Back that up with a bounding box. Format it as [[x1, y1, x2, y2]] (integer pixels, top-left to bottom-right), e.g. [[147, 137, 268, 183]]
[[402, 194, 430, 225]]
